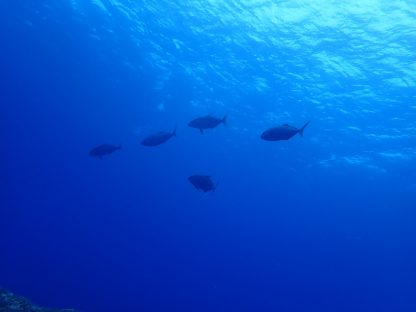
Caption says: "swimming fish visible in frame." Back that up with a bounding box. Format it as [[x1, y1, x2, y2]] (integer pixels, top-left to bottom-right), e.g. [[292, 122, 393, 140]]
[[141, 128, 176, 147], [188, 114, 227, 134], [188, 175, 216, 192], [261, 121, 310, 141], [89, 144, 121, 158]]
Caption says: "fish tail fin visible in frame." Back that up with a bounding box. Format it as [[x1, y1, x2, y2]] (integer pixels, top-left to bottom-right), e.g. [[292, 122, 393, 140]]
[[298, 120, 310, 137], [118, 144, 122, 150], [222, 114, 228, 127], [172, 127, 177, 137]]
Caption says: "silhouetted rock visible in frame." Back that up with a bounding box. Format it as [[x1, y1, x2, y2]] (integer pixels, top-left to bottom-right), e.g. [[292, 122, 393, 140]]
[[0, 287, 78, 312]]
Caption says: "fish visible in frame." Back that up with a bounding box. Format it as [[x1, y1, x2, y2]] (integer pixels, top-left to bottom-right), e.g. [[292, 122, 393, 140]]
[[261, 121, 310, 141], [188, 175, 217, 192], [89, 144, 122, 158], [188, 114, 227, 134], [141, 128, 176, 147]]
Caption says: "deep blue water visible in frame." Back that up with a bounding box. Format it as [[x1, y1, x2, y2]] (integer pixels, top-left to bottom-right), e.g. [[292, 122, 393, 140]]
[[1, 1, 415, 311]]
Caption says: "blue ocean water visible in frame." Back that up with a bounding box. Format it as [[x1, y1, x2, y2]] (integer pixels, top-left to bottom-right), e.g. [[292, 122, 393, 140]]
[[1, 0, 415, 311]]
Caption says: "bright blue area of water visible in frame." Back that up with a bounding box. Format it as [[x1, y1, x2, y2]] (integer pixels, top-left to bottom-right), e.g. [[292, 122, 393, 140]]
[[1, 1, 415, 311]]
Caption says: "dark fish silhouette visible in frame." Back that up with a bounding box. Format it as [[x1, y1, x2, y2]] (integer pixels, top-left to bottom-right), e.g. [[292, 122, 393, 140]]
[[188, 175, 216, 192], [141, 128, 176, 147], [261, 121, 310, 141], [89, 144, 121, 158], [188, 114, 227, 134]]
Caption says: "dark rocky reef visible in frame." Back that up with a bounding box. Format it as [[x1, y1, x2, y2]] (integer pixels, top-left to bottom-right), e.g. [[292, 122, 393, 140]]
[[0, 287, 78, 312]]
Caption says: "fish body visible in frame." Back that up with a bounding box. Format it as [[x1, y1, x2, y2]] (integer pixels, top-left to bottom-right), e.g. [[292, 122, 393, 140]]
[[89, 144, 121, 158], [188, 115, 227, 134], [261, 121, 310, 141], [188, 175, 216, 192], [141, 128, 176, 147]]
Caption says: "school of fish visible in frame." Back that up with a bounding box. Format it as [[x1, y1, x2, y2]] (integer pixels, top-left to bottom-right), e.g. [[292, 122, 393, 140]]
[[89, 115, 310, 192]]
